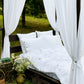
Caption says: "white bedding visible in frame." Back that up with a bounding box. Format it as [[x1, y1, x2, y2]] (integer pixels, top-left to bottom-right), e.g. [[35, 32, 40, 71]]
[[20, 46, 72, 84], [17, 32, 72, 84]]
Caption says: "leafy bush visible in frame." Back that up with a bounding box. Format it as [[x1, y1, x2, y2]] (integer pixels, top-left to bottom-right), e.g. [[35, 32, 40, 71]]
[[12, 56, 32, 74], [25, 0, 46, 18]]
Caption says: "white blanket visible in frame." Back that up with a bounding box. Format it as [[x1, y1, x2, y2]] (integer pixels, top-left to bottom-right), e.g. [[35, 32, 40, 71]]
[[20, 46, 72, 84]]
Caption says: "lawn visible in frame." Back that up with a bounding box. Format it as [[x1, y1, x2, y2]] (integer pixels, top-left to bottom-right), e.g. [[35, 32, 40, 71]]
[[0, 14, 3, 56], [0, 14, 52, 56]]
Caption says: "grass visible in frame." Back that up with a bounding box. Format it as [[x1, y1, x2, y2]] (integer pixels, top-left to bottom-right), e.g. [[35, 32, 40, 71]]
[[13, 15, 52, 34], [0, 15, 3, 56], [6, 80, 34, 84]]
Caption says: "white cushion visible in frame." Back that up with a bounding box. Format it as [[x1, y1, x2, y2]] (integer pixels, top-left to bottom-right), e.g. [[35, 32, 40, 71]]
[[17, 32, 36, 39], [36, 30, 53, 37], [43, 35, 62, 46], [18, 33, 62, 53], [17, 32, 36, 53]]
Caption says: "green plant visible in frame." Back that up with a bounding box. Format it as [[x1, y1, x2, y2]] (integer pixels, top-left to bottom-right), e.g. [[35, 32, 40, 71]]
[[12, 57, 32, 74]]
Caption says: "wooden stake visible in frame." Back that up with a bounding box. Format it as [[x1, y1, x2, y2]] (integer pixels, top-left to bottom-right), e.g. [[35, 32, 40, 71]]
[[77, 0, 80, 31]]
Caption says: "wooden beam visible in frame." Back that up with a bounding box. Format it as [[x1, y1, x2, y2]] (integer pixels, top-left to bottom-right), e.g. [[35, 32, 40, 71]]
[[9, 35, 19, 42], [2, 0, 5, 48], [53, 30, 56, 35], [26, 68, 61, 84], [0, 28, 3, 31], [10, 46, 22, 53], [77, 0, 80, 30], [22, 4, 26, 27]]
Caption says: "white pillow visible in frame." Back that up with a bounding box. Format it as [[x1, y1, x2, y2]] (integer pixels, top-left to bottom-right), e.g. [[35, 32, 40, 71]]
[[17, 32, 36, 39], [19, 37, 51, 53], [18, 34, 62, 53], [36, 30, 53, 37], [41, 35, 62, 47], [17, 32, 36, 53]]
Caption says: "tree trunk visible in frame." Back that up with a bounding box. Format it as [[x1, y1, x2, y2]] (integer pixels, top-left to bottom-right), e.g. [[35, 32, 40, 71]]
[[77, 0, 80, 31], [22, 6, 26, 27]]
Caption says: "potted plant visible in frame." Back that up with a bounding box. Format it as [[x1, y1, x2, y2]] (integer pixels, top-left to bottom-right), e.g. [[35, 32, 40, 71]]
[[12, 56, 32, 84]]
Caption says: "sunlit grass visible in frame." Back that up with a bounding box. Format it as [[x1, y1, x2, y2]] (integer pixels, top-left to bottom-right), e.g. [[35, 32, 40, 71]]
[[13, 15, 52, 34], [0, 15, 3, 27], [0, 15, 3, 55]]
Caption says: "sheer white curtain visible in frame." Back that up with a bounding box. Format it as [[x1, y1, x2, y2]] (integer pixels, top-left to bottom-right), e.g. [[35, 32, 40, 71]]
[[1, 0, 26, 58], [43, 0, 84, 84], [78, 0, 84, 62], [77, 0, 84, 83], [53, 0, 77, 84], [43, 0, 60, 32]]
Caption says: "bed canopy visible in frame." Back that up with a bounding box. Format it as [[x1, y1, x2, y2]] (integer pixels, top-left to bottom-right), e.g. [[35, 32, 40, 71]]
[[1, 0, 84, 84]]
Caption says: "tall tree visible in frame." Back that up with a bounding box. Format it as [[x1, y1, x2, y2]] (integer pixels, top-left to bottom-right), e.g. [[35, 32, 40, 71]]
[[27, 0, 45, 16], [22, 5, 26, 27]]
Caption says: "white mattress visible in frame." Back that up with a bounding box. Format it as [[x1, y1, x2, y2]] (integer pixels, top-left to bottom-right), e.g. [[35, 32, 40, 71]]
[[20, 45, 72, 84]]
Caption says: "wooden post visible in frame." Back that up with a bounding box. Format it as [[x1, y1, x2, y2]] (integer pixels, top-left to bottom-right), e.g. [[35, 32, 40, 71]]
[[22, 4, 26, 27], [77, 0, 80, 31], [2, 0, 5, 49]]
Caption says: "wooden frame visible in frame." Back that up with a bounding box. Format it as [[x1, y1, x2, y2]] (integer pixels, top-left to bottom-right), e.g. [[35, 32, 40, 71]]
[[77, 0, 80, 30]]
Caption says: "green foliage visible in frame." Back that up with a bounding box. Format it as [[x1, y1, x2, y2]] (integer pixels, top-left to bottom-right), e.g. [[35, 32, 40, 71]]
[[12, 57, 32, 74], [26, 0, 45, 18], [0, 7, 2, 15], [0, 1, 2, 7], [0, 0, 2, 14], [24, 80, 34, 84]]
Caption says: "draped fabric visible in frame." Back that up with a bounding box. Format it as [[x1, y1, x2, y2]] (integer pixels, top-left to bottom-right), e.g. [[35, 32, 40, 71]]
[[43, 0, 60, 31], [1, 0, 26, 58], [78, 0, 84, 61], [76, 0, 84, 83], [43, 0, 84, 84]]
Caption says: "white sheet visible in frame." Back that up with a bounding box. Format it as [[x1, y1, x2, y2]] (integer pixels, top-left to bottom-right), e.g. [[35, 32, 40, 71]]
[[20, 46, 72, 84]]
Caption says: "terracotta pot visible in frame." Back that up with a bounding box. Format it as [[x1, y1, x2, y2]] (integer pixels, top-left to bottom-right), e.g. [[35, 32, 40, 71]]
[[16, 74, 25, 84]]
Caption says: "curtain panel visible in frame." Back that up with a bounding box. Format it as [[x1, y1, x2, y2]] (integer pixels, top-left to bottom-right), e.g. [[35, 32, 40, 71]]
[[1, 0, 26, 58], [43, 0, 84, 84]]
